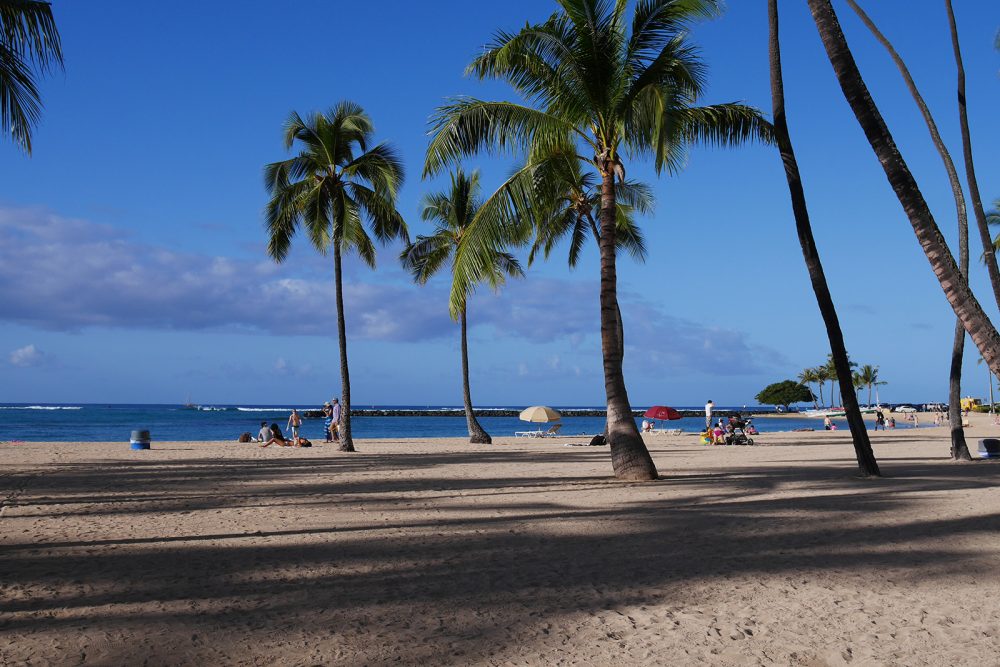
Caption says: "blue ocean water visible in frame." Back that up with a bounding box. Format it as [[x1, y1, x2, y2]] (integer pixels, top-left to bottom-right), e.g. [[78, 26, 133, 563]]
[[0, 403, 905, 443]]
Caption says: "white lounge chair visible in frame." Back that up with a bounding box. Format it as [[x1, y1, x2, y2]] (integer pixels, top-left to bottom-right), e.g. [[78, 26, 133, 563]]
[[539, 424, 563, 437], [515, 429, 543, 437]]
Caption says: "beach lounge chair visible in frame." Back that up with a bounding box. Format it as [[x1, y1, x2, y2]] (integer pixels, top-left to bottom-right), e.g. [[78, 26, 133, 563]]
[[653, 428, 683, 436], [515, 429, 543, 437], [539, 424, 563, 437]]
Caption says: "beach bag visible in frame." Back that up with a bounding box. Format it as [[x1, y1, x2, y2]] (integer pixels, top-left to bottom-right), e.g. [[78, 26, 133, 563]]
[[238, 432, 252, 443]]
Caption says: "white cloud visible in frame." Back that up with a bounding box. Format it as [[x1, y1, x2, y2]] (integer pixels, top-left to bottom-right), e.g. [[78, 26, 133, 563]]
[[9, 344, 45, 368], [0, 206, 786, 376]]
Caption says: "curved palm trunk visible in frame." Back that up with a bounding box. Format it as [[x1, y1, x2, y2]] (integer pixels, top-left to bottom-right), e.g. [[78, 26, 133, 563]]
[[460, 305, 491, 444], [333, 245, 355, 452], [945, 0, 1000, 309], [598, 168, 657, 480], [806, 0, 1000, 378], [846, 0, 993, 307], [842, 1, 973, 458], [769, 0, 879, 476]]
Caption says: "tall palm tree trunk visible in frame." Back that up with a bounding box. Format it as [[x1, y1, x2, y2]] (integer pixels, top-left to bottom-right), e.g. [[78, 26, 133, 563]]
[[945, 0, 1000, 309], [460, 305, 492, 444], [599, 168, 657, 480], [949, 321, 971, 458], [806, 0, 1000, 378], [333, 245, 355, 452], [769, 0, 879, 476], [842, 0, 973, 458], [846, 0, 994, 309]]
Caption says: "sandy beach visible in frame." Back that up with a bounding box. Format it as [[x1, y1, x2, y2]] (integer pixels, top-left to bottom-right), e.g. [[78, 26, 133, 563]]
[[4, 417, 1000, 665]]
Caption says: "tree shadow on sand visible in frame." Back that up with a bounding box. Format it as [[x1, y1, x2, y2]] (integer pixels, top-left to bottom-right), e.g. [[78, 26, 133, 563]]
[[2, 446, 1000, 663]]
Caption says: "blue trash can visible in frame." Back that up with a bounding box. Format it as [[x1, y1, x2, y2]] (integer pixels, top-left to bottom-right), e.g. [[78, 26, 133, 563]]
[[130, 429, 151, 450]]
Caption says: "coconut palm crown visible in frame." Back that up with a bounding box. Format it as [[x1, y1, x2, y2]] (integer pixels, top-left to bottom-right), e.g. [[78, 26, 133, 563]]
[[1, 0, 63, 154], [264, 101, 408, 452], [424, 0, 773, 480]]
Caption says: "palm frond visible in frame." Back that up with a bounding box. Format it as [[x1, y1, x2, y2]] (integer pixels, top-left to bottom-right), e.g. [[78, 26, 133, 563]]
[[0, 42, 40, 152], [424, 98, 591, 177], [399, 231, 453, 284]]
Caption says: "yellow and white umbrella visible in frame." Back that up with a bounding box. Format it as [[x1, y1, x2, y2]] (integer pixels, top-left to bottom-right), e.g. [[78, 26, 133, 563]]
[[519, 406, 562, 423]]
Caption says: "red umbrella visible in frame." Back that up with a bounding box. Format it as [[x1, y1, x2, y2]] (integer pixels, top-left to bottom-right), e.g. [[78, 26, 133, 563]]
[[643, 406, 682, 421]]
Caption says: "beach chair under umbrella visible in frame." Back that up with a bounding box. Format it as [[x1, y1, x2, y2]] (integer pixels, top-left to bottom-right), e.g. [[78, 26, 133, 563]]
[[515, 406, 562, 437]]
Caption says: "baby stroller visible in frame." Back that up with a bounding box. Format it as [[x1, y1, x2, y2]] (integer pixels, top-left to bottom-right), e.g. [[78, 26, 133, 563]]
[[726, 415, 755, 446]]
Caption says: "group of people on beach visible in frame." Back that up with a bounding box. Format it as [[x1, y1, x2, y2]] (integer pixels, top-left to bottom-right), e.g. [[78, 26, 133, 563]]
[[255, 398, 342, 448]]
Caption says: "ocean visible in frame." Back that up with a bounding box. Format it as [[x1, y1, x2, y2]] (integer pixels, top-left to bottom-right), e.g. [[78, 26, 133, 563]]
[[0, 403, 902, 443]]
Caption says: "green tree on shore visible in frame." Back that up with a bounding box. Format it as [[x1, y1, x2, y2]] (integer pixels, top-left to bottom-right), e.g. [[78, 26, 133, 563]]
[[400, 169, 523, 445], [1, 0, 63, 154], [264, 102, 408, 452], [755, 380, 813, 412], [424, 0, 772, 480]]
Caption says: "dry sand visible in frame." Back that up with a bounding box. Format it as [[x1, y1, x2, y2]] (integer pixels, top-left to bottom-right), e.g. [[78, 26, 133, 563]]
[[3, 416, 1000, 665]]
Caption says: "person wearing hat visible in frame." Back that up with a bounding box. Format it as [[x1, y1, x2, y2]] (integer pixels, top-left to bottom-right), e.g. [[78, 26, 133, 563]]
[[330, 398, 341, 442]]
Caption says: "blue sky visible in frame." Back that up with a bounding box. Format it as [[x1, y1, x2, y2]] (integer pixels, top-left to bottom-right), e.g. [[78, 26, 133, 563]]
[[1, 1, 998, 407]]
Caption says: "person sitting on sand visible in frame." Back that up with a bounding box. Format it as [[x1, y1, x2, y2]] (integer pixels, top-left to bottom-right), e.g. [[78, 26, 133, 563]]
[[712, 424, 726, 445], [260, 423, 289, 448], [257, 421, 270, 442], [641, 419, 651, 433]]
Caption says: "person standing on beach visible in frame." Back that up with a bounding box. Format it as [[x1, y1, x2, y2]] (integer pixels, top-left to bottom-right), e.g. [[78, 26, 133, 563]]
[[705, 400, 714, 429], [321, 402, 333, 442], [330, 398, 341, 442], [823, 415, 832, 431], [287, 409, 302, 443]]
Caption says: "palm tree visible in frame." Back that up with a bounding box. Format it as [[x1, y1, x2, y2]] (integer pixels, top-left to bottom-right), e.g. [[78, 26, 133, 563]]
[[806, 0, 1000, 378], [944, 0, 999, 312], [855, 364, 880, 407], [400, 169, 523, 444], [1, 0, 63, 154], [768, 0, 879, 476], [812, 366, 830, 408], [842, 0, 972, 459], [528, 152, 651, 270], [798, 367, 820, 409], [424, 0, 772, 480], [264, 102, 408, 452]]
